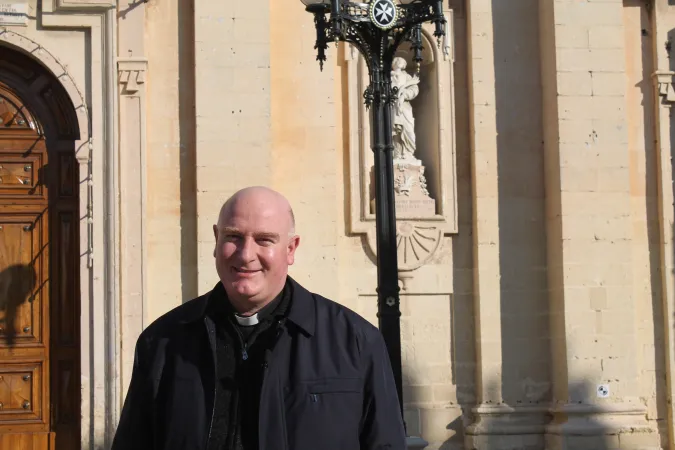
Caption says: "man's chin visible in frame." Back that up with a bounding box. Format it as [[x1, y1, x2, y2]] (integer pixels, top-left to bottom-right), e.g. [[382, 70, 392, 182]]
[[226, 280, 260, 298]]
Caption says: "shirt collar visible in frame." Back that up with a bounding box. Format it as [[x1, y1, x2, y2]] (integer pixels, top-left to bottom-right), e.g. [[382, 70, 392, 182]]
[[180, 276, 316, 337]]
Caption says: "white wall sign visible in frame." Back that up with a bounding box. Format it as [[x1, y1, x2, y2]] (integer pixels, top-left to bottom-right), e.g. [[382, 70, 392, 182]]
[[0, 3, 28, 26]]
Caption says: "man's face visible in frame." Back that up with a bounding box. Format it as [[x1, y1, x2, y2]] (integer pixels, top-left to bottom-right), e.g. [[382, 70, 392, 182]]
[[213, 197, 299, 308]]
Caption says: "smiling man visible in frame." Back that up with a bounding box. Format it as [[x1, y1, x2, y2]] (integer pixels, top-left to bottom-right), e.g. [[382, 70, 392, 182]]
[[111, 186, 406, 450]]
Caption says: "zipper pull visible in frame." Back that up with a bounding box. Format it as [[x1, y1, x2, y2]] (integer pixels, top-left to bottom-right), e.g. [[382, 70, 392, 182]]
[[242, 347, 248, 361]]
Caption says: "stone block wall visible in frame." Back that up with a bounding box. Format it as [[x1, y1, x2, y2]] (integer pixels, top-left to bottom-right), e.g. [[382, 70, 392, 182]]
[[138, 0, 675, 448]]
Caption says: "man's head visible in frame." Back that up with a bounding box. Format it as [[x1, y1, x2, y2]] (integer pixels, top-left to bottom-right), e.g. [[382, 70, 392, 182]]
[[213, 186, 300, 314]]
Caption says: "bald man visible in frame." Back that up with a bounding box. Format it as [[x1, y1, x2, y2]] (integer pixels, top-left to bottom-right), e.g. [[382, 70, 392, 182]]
[[112, 187, 406, 450]]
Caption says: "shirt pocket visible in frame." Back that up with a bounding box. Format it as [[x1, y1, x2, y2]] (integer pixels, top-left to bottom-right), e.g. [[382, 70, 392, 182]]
[[285, 378, 363, 450]]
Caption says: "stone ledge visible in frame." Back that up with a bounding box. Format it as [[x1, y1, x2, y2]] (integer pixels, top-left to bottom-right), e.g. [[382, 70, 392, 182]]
[[466, 404, 551, 435], [546, 402, 655, 436]]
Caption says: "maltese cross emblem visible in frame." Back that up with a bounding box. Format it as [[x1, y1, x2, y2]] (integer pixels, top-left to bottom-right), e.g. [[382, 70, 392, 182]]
[[369, 0, 398, 30]]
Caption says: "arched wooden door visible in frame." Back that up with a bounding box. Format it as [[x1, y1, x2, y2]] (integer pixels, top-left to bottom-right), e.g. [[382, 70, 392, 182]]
[[0, 47, 81, 450]]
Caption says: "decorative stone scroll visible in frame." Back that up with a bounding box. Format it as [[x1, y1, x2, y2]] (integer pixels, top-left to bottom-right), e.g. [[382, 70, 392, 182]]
[[118, 58, 147, 95], [654, 70, 675, 106], [346, 13, 457, 274]]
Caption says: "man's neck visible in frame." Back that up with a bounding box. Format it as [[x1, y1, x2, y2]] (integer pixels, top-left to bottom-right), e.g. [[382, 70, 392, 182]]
[[230, 298, 269, 317], [227, 286, 285, 317]]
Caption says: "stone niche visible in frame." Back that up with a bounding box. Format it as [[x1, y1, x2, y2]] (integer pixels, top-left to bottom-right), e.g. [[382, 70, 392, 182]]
[[346, 14, 458, 273]]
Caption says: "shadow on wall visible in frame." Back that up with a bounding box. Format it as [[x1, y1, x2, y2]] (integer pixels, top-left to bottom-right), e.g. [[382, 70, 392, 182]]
[[0, 264, 36, 346], [490, 0, 551, 409], [178, 0, 198, 303], [646, 18, 672, 447], [442, 1, 477, 448]]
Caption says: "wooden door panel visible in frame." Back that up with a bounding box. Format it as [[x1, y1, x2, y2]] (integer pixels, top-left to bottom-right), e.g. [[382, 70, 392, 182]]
[[0, 432, 53, 450], [50, 360, 74, 428], [52, 213, 75, 348], [0, 215, 45, 346], [0, 152, 44, 199], [0, 363, 41, 422], [0, 161, 33, 187]]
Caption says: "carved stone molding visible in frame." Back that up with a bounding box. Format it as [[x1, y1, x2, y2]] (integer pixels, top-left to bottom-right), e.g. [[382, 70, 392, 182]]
[[653, 70, 675, 106], [54, 0, 116, 12], [27, 8, 121, 449], [465, 404, 550, 436], [465, 402, 659, 449], [346, 12, 457, 278], [118, 58, 147, 95], [0, 30, 89, 153], [545, 402, 658, 448]]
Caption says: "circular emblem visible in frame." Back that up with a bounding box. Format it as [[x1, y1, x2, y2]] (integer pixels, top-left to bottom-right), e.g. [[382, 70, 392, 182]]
[[369, 0, 398, 30]]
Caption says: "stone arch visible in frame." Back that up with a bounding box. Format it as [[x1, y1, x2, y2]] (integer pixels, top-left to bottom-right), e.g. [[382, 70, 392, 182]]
[[0, 30, 88, 154]]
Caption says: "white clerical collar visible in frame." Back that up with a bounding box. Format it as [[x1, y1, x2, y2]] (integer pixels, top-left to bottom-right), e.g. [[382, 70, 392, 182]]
[[234, 313, 259, 326]]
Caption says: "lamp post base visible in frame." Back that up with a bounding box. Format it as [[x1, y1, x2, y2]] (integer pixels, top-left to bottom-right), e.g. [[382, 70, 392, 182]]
[[406, 435, 429, 450]]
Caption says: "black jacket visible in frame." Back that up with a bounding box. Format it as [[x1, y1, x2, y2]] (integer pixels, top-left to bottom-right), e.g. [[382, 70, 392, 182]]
[[111, 277, 406, 450]]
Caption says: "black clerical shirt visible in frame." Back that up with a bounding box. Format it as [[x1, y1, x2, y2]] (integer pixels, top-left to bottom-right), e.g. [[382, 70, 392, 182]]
[[206, 283, 291, 450]]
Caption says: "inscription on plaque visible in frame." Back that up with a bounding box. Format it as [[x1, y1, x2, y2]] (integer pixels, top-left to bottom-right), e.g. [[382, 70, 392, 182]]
[[396, 197, 435, 217], [0, 3, 28, 26]]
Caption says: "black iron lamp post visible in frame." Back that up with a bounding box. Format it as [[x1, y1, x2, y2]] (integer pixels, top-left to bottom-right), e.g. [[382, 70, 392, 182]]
[[299, 0, 447, 430]]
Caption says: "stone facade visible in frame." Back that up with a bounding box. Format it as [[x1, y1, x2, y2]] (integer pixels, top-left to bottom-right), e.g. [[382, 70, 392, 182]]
[[1, 0, 674, 448]]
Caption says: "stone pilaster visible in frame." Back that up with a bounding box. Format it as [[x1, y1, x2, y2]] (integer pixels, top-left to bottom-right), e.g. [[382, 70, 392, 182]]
[[539, 0, 658, 448], [463, 0, 548, 448], [117, 0, 148, 398], [194, 1, 273, 291], [651, 0, 675, 445]]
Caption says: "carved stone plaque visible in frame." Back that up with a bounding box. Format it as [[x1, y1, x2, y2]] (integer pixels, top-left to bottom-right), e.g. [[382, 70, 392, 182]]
[[396, 197, 435, 217]]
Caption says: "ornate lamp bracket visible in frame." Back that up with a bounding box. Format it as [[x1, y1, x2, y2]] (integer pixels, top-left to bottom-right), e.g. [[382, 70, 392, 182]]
[[307, 1, 446, 105]]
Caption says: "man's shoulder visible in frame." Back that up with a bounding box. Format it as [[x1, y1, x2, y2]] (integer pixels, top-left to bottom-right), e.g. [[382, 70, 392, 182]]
[[138, 291, 211, 341], [312, 292, 380, 338]]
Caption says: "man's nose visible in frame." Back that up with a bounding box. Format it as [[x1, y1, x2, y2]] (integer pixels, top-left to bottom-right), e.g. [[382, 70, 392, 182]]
[[237, 236, 256, 261]]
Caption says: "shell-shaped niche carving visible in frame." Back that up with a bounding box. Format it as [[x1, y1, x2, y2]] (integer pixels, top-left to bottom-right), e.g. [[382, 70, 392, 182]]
[[396, 222, 442, 271]]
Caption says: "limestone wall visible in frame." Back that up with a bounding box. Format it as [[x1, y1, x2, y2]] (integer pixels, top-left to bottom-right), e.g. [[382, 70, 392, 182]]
[[11, 0, 675, 447], [135, 0, 675, 449]]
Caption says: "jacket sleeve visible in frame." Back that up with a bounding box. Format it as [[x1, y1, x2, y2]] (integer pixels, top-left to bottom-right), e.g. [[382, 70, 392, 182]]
[[359, 329, 407, 450], [111, 335, 154, 450]]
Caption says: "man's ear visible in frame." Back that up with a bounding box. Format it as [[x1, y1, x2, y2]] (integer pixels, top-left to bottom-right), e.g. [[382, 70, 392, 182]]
[[287, 235, 300, 266], [213, 224, 218, 257]]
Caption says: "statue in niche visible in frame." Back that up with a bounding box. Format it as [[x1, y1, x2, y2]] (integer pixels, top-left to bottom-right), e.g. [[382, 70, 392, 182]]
[[391, 57, 420, 162], [370, 56, 436, 217]]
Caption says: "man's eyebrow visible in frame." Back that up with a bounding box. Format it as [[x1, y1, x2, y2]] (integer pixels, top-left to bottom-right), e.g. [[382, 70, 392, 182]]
[[218, 228, 280, 240], [219, 227, 242, 234], [253, 231, 280, 240]]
